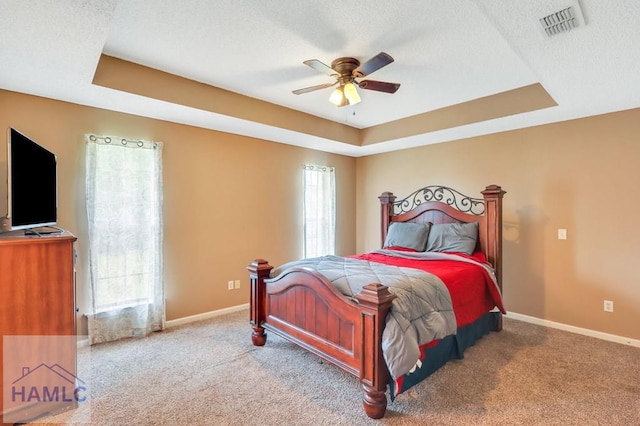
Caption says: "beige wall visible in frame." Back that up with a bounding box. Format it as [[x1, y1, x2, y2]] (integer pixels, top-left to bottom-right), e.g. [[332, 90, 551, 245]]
[[0, 90, 356, 335], [2, 88, 638, 342], [356, 108, 640, 341]]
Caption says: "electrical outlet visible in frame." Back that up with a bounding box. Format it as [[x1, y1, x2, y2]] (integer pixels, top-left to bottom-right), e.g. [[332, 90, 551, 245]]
[[234, 279, 241, 289], [604, 300, 613, 312], [227, 280, 234, 290]]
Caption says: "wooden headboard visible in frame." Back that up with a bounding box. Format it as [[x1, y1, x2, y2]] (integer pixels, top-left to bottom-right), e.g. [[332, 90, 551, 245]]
[[379, 185, 506, 290]]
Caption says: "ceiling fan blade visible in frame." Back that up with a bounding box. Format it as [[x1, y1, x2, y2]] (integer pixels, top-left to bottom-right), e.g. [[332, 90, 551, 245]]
[[357, 80, 400, 94], [292, 81, 337, 95], [353, 52, 394, 78], [303, 59, 338, 76]]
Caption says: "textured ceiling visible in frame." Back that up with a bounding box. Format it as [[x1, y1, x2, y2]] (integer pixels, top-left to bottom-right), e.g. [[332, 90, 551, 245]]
[[1, 0, 639, 156]]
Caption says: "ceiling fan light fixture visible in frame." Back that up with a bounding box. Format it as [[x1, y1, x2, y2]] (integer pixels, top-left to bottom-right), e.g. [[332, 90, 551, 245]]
[[343, 81, 361, 105], [329, 86, 347, 107]]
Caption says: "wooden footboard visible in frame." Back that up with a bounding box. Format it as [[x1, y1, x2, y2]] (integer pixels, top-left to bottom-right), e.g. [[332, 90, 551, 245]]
[[247, 259, 396, 419]]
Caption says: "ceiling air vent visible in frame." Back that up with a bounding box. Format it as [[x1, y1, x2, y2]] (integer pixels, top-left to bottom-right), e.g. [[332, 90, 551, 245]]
[[539, 3, 585, 38]]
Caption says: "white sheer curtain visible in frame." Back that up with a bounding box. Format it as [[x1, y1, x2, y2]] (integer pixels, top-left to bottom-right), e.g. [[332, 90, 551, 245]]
[[85, 134, 164, 345], [303, 164, 335, 258]]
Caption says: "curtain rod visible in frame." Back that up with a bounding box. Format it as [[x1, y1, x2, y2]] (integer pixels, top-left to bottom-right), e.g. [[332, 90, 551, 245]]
[[87, 134, 159, 149]]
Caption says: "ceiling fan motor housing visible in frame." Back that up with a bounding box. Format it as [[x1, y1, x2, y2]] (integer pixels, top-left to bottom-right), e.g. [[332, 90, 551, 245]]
[[331, 57, 361, 81]]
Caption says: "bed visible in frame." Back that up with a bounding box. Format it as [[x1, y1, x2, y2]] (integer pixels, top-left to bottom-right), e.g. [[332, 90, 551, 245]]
[[247, 184, 506, 419]]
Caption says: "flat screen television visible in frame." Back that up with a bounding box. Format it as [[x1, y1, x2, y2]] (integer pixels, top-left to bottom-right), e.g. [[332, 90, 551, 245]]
[[1, 127, 58, 233]]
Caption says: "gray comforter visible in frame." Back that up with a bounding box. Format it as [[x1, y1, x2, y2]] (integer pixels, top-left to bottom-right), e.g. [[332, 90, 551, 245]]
[[271, 255, 457, 380]]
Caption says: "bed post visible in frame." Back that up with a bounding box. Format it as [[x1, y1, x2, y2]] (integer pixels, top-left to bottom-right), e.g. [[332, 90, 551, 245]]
[[247, 259, 273, 346], [354, 283, 396, 419], [481, 185, 506, 332], [378, 192, 396, 248], [480, 185, 506, 291]]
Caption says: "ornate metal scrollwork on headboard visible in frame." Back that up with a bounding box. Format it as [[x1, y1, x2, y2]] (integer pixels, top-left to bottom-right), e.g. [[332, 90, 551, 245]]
[[392, 186, 485, 216]]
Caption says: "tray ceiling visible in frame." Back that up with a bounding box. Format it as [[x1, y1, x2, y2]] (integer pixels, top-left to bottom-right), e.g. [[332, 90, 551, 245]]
[[1, 0, 639, 156]]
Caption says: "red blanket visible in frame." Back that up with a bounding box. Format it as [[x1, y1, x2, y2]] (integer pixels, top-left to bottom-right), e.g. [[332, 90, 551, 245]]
[[352, 249, 505, 327]]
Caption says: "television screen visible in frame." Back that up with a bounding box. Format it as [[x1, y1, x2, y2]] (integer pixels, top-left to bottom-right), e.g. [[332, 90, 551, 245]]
[[4, 128, 57, 231]]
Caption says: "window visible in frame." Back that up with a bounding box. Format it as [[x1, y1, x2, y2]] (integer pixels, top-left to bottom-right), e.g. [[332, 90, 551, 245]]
[[85, 134, 164, 344], [303, 164, 335, 258]]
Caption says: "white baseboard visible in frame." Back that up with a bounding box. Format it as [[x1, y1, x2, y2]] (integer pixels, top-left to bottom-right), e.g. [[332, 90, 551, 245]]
[[506, 312, 640, 348], [84, 306, 639, 348], [165, 303, 249, 328]]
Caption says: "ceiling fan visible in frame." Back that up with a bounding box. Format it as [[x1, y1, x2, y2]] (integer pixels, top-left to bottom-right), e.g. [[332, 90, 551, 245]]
[[292, 52, 400, 107]]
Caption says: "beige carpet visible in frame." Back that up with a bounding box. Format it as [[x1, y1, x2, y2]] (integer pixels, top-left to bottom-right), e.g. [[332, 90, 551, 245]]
[[35, 310, 639, 425]]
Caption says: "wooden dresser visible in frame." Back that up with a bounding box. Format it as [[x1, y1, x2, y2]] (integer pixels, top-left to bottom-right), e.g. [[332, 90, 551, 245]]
[[0, 231, 77, 424]]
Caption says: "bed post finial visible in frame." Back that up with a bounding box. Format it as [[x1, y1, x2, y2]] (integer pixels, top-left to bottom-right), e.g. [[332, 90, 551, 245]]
[[378, 192, 396, 248], [481, 185, 506, 291]]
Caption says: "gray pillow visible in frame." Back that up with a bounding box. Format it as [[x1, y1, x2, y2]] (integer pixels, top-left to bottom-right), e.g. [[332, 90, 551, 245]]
[[425, 222, 478, 255], [383, 222, 432, 251]]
